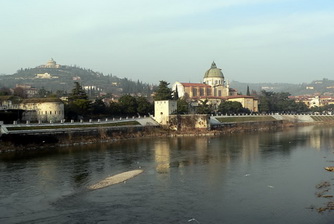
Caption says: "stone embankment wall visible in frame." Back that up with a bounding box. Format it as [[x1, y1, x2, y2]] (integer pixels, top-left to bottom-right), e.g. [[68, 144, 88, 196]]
[[168, 114, 210, 131], [211, 120, 286, 133], [0, 126, 162, 152]]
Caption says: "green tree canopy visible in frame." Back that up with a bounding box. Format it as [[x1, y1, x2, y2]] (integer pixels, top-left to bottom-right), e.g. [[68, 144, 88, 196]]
[[177, 98, 189, 114], [258, 90, 309, 113], [118, 95, 138, 115], [68, 82, 89, 102], [136, 96, 153, 115], [153, 81, 173, 101], [218, 101, 250, 114], [196, 99, 213, 114], [65, 82, 91, 120], [91, 98, 107, 115]]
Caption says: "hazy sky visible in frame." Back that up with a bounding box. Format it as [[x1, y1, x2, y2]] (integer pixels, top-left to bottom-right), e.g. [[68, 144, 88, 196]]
[[1, 0, 334, 85]]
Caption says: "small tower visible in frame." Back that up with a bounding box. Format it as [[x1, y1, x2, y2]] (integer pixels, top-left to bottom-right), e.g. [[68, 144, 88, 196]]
[[154, 100, 177, 125]]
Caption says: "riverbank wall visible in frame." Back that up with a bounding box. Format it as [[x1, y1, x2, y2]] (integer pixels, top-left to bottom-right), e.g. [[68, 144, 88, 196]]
[[0, 125, 163, 152], [1, 114, 334, 152]]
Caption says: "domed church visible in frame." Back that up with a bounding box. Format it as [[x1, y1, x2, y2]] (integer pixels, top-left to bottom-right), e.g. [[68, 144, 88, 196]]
[[172, 62, 258, 112], [38, 58, 61, 68]]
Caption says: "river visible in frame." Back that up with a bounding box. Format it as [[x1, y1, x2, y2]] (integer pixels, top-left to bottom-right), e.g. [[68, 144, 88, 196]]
[[1, 126, 334, 223]]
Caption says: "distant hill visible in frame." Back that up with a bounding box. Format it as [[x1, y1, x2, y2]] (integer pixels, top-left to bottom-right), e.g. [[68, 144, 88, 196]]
[[0, 63, 154, 97], [1, 60, 333, 97], [231, 78, 334, 96]]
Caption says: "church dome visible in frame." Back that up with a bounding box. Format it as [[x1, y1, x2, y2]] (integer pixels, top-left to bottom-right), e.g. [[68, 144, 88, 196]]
[[47, 58, 56, 66], [204, 62, 224, 79]]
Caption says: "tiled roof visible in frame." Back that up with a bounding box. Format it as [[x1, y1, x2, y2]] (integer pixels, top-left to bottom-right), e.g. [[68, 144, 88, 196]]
[[180, 83, 211, 88], [226, 95, 258, 99]]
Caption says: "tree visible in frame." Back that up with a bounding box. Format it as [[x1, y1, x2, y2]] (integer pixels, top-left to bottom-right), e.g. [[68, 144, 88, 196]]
[[108, 101, 121, 116], [196, 99, 213, 114], [177, 98, 189, 114], [136, 96, 153, 115], [0, 87, 11, 96], [218, 101, 249, 114], [118, 95, 138, 115], [13, 87, 27, 98], [65, 82, 91, 119], [68, 82, 89, 101], [258, 90, 309, 113], [246, 85, 250, 96], [173, 85, 179, 100], [91, 98, 107, 115], [153, 81, 173, 101]]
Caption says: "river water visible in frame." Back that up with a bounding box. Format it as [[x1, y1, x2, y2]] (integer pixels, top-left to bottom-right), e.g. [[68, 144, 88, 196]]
[[1, 126, 334, 223]]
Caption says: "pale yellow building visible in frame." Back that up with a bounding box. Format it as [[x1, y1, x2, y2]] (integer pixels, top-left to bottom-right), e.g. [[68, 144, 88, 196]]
[[154, 100, 177, 125], [226, 95, 259, 112], [19, 98, 64, 122]]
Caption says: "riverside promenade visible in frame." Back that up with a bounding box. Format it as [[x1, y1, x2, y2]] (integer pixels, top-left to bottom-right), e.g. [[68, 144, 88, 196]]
[[0, 116, 159, 135]]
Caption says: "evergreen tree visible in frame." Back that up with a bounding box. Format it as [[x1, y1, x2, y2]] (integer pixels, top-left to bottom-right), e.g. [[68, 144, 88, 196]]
[[65, 82, 91, 120], [196, 99, 213, 114], [136, 96, 153, 115], [246, 85, 250, 96], [153, 81, 173, 101], [177, 98, 189, 114], [118, 95, 138, 115], [173, 85, 179, 100]]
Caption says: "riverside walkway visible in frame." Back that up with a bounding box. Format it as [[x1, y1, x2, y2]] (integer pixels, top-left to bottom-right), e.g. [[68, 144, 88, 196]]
[[1, 116, 160, 135]]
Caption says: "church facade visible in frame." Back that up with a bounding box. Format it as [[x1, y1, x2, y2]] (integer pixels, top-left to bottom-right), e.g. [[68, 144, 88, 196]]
[[172, 62, 258, 112]]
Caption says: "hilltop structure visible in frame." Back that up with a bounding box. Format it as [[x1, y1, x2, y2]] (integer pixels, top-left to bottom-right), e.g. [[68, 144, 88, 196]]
[[37, 58, 61, 68], [172, 62, 258, 112]]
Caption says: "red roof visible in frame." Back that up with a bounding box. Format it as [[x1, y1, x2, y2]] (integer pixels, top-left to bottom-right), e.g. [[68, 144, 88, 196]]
[[181, 83, 211, 88], [226, 95, 258, 100]]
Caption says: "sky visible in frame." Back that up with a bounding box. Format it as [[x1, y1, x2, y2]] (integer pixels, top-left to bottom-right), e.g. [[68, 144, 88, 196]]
[[1, 0, 334, 85]]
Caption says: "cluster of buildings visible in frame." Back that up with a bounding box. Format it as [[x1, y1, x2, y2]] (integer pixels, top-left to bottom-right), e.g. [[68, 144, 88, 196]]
[[154, 62, 259, 125], [172, 62, 259, 112], [289, 95, 334, 108]]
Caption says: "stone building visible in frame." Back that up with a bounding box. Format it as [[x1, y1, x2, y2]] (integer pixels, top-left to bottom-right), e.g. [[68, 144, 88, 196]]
[[154, 100, 177, 125], [173, 62, 235, 99], [38, 58, 61, 68], [19, 98, 64, 122], [172, 62, 258, 112]]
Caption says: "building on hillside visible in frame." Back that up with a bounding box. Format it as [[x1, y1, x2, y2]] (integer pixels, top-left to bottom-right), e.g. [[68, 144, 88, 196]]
[[290, 95, 334, 108], [0, 96, 18, 110], [38, 58, 61, 68], [15, 84, 38, 98], [172, 62, 258, 112], [35, 72, 59, 79], [154, 100, 177, 125]]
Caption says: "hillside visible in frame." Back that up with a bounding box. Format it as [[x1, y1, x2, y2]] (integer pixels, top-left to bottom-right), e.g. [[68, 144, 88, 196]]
[[0, 62, 154, 97], [231, 78, 334, 96]]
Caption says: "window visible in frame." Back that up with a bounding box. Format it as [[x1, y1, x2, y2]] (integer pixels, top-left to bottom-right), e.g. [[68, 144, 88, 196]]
[[207, 88, 211, 96], [199, 88, 204, 96], [193, 88, 197, 96]]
